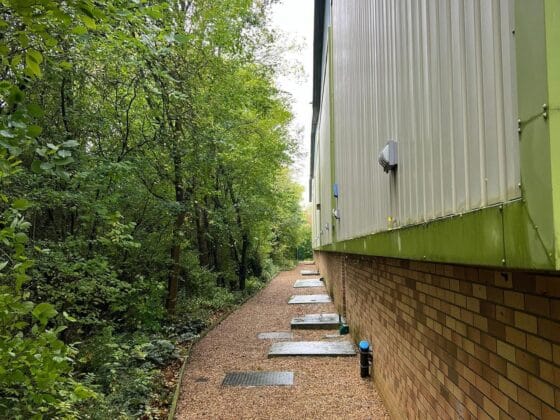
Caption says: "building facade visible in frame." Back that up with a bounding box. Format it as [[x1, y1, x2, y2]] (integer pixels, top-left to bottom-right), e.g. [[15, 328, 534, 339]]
[[310, 0, 559, 418]]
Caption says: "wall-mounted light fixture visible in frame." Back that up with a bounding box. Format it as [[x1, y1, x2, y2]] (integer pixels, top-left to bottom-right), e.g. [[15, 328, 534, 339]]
[[378, 140, 398, 173]]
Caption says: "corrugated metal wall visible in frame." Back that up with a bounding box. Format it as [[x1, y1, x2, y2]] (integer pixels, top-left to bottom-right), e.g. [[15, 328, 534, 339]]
[[312, 52, 333, 248], [318, 67, 333, 246], [322, 0, 520, 243]]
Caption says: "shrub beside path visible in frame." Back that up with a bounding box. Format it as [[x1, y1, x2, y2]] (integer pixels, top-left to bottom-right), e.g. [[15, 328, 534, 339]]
[[175, 263, 390, 419]]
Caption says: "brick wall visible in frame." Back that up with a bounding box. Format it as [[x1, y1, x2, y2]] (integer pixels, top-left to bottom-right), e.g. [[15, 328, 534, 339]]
[[315, 251, 560, 419]]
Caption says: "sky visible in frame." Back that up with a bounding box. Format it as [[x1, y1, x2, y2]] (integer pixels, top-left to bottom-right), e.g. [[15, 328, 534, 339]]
[[270, 0, 314, 204]]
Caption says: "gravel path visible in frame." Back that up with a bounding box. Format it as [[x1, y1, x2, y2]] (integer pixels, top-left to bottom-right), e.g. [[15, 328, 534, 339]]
[[175, 263, 390, 419]]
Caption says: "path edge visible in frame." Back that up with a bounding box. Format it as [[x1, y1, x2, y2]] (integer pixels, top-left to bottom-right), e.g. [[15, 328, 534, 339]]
[[167, 266, 287, 419]]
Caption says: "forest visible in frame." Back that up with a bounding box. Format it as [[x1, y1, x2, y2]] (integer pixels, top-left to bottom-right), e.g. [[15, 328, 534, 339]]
[[0, 0, 311, 417]]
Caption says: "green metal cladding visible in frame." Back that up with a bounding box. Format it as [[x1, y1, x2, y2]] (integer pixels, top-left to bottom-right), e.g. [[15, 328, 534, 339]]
[[312, 0, 560, 270]]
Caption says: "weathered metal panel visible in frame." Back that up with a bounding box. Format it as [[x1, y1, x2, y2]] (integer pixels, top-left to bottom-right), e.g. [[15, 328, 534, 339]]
[[330, 0, 520, 241], [318, 64, 333, 246]]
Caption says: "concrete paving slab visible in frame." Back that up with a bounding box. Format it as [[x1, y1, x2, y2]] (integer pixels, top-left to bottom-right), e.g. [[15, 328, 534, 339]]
[[294, 279, 324, 288], [291, 313, 341, 329], [222, 371, 294, 386], [268, 341, 355, 357], [288, 294, 331, 304], [300, 269, 320, 276], [257, 332, 293, 340]]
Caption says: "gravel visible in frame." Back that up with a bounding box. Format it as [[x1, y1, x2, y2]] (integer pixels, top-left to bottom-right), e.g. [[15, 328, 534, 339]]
[[175, 264, 390, 419]]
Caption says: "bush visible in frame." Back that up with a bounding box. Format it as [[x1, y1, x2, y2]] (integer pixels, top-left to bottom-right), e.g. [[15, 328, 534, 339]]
[[0, 290, 96, 418]]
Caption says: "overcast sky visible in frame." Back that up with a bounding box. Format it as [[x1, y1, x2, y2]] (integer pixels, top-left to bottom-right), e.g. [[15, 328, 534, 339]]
[[270, 0, 314, 204]]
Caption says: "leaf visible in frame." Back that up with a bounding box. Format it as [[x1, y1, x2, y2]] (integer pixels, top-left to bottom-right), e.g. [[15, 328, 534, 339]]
[[26, 103, 43, 117], [26, 49, 43, 64], [72, 26, 88, 35], [57, 149, 72, 158], [31, 160, 42, 173], [81, 15, 97, 30], [0, 130, 15, 138], [0, 261, 7, 271], [40, 162, 53, 170], [174, 33, 189, 44], [25, 49, 43, 78], [62, 140, 79, 148], [27, 125, 42, 137], [54, 156, 74, 166], [12, 198, 31, 210], [14, 232, 28, 244], [63, 311, 77, 322], [32, 303, 58, 326]]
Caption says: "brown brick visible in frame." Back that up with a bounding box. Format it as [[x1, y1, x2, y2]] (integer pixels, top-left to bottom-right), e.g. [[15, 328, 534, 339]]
[[527, 374, 555, 406], [515, 311, 538, 333], [554, 344, 560, 364], [496, 305, 514, 324], [473, 284, 487, 299], [488, 287, 505, 304], [467, 297, 480, 312], [507, 362, 528, 387], [539, 360, 560, 386], [525, 295, 551, 317], [495, 272, 513, 289], [539, 318, 560, 343], [505, 326, 526, 349], [541, 404, 560, 420], [474, 314, 489, 332], [461, 308, 475, 326], [518, 387, 542, 417], [513, 273, 536, 293], [498, 375, 517, 400], [527, 334, 553, 360], [515, 349, 539, 374], [489, 353, 507, 376], [481, 333, 497, 352], [488, 319, 506, 340], [550, 298, 560, 321], [467, 326, 481, 343], [535, 276, 560, 298], [507, 399, 531, 420], [504, 290, 525, 309], [480, 301, 496, 319], [483, 396, 500, 418], [497, 340, 516, 362], [479, 269, 495, 285]]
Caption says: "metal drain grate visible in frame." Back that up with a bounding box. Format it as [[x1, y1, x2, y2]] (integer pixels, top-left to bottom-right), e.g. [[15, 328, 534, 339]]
[[222, 371, 294, 387]]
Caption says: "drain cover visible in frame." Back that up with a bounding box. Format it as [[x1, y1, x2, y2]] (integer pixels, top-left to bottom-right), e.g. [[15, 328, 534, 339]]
[[288, 294, 331, 304], [222, 371, 294, 386], [300, 269, 320, 276], [268, 341, 356, 357], [257, 332, 293, 340], [291, 313, 341, 329], [294, 279, 324, 288]]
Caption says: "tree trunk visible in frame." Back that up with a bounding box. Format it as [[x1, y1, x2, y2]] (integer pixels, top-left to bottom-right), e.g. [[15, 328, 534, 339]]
[[166, 137, 185, 315], [239, 231, 249, 291]]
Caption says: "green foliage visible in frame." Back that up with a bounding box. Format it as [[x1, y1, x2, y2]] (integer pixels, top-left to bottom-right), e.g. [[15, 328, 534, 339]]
[[0, 0, 308, 416], [0, 290, 96, 418], [77, 327, 177, 419]]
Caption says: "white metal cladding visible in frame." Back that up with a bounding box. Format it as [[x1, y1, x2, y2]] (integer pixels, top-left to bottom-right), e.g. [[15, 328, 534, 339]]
[[313, 55, 333, 246], [329, 0, 520, 242]]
